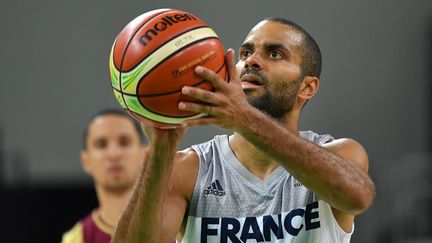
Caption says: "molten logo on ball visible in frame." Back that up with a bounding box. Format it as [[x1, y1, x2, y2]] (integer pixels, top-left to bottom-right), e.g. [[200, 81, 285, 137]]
[[139, 13, 198, 47]]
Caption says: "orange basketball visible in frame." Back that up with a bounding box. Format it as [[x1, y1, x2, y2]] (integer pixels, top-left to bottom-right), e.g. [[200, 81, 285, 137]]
[[108, 9, 226, 128]]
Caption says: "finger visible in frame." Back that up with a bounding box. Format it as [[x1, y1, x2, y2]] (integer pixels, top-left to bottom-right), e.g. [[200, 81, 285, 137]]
[[178, 101, 211, 114], [195, 66, 227, 91], [182, 117, 219, 127], [181, 86, 222, 105], [179, 101, 223, 116], [225, 49, 239, 84]]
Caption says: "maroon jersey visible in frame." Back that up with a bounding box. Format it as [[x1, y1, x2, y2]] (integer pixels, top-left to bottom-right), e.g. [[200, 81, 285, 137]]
[[81, 212, 112, 243], [61, 211, 112, 243], [61, 210, 178, 243]]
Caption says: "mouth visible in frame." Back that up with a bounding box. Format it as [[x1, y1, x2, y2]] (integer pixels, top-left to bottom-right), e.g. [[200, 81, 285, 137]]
[[241, 73, 264, 89], [108, 165, 124, 176]]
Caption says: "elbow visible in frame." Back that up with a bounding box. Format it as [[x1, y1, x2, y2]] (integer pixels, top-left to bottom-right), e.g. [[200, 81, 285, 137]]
[[350, 180, 376, 214]]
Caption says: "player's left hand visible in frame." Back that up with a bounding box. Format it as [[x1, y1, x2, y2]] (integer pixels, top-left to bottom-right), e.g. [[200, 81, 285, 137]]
[[178, 49, 254, 131]]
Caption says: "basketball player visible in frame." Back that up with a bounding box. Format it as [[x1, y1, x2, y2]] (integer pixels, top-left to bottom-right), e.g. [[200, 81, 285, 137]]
[[111, 18, 375, 243], [61, 109, 146, 243]]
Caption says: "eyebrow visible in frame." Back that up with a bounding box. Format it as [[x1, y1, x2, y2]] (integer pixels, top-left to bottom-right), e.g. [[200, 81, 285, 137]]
[[240, 42, 290, 54], [239, 42, 254, 50], [265, 43, 289, 52], [92, 136, 107, 143]]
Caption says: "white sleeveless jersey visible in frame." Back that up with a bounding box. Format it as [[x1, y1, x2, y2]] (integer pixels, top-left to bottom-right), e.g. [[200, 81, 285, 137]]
[[181, 131, 353, 243]]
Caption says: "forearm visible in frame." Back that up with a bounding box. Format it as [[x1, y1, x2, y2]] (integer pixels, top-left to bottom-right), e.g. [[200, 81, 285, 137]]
[[237, 108, 374, 214], [112, 141, 179, 243]]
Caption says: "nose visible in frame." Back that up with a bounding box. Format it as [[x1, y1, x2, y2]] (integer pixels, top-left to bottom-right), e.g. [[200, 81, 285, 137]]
[[244, 52, 262, 69], [107, 144, 123, 161]]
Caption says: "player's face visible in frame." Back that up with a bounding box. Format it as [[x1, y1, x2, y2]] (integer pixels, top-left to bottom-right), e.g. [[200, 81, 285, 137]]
[[236, 20, 304, 119], [82, 114, 145, 193]]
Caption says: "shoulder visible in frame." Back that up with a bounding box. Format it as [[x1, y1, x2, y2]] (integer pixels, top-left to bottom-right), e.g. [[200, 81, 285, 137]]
[[61, 222, 84, 243], [323, 138, 369, 171], [176, 147, 200, 164], [174, 148, 200, 175], [169, 148, 200, 200], [173, 135, 221, 172]]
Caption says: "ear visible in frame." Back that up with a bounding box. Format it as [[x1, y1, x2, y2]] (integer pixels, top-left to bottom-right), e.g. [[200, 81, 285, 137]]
[[80, 150, 92, 175], [298, 76, 319, 101]]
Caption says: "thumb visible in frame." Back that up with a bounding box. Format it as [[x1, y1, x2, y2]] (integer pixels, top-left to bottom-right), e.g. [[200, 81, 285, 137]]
[[225, 49, 239, 84]]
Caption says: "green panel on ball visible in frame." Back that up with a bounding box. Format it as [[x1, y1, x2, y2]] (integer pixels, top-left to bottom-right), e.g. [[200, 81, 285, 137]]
[[113, 89, 127, 109], [109, 40, 120, 90], [121, 56, 153, 94], [110, 67, 120, 89], [124, 95, 144, 113], [123, 95, 205, 124]]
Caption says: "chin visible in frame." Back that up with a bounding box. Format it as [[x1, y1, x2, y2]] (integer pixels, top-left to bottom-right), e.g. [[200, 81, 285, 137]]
[[246, 92, 267, 107], [104, 180, 133, 192], [245, 91, 264, 103]]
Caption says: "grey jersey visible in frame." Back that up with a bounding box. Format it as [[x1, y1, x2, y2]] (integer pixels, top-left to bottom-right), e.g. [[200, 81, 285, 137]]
[[182, 131, 353, 243]]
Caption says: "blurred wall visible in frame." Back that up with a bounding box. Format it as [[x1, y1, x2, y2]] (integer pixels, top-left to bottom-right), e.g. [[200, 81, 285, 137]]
[[1, 0, 431, 242]]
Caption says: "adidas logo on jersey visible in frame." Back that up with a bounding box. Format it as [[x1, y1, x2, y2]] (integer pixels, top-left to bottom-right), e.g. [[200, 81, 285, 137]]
[[204, 179, 226, 196], [294, 181, 303, 188]]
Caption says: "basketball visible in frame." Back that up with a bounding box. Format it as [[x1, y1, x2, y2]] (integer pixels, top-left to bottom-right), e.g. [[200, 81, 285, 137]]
[[108, 9, 226, 128]]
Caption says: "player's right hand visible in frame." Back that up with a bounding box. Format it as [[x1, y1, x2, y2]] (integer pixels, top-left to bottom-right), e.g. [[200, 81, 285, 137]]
[[140, 122, 187, 145], [126, 110, 187, 147]]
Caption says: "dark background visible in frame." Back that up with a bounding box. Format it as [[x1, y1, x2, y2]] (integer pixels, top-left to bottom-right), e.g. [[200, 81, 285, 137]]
[[1, 0, 431, 242]]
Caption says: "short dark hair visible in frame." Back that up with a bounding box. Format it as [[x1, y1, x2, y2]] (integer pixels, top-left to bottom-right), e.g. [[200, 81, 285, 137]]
[[264, 17, 322, 78], [82, 108, 145, 149]]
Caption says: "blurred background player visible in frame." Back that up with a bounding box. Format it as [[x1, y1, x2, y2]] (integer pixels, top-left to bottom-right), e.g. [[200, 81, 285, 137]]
[[61, 109, 146, 243]]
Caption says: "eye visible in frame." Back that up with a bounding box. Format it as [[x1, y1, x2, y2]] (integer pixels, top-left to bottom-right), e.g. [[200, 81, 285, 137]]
[[119, 136, 132, 148], [94, 139, 107, 149], [268, 50, 282, 59], [239, 49, 252, 60]]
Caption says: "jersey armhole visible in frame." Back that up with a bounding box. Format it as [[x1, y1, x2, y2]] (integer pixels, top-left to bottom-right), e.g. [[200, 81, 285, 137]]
[[319, 200, 354, 239]]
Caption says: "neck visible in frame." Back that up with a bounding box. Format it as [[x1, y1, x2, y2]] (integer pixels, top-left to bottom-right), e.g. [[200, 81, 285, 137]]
[[278, 109, 300, 134], [230, 112, 299, 180], [95, 185, 133, 228], [230, 135, 278, 180]]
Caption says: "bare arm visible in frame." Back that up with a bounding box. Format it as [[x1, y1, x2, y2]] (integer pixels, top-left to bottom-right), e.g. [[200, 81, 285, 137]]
[[111, 126, 193, 243], [179, 49, 375, 216], [235, 112, 373, 214]]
